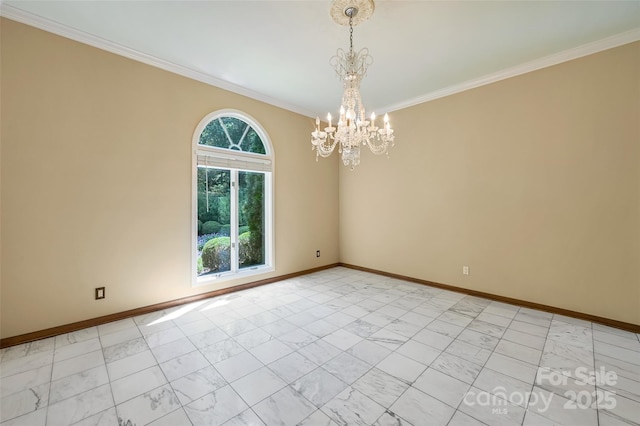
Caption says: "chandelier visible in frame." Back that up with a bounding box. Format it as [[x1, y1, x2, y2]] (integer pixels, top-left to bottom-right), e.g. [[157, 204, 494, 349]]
[[311, 0, 395, 170]]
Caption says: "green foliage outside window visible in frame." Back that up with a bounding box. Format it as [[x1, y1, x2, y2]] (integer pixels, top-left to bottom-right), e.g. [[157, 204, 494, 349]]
[[201, 237, 231, 272], [240, 172, 264, 267]]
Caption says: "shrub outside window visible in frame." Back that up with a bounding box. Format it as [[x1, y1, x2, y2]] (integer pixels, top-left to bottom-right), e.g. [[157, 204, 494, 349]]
[[192, 111, 273, 285]]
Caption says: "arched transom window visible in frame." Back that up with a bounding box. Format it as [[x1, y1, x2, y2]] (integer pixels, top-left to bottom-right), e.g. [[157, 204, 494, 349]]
[[199, 116, 266, 154]]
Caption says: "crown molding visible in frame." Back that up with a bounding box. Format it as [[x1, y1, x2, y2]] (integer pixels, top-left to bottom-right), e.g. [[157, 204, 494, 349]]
[[2, 4, 638, 117], [0, 4, 317, 118], [380, 27, 640, 113]]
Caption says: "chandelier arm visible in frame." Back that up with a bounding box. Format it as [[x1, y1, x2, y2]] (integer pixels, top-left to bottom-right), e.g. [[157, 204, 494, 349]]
[[315, 139, 338, 158], [365, 138, 391, 155]]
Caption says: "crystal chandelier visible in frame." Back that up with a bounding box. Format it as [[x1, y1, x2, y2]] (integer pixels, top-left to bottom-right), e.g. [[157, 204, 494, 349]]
[[311, 0, 394, 170]]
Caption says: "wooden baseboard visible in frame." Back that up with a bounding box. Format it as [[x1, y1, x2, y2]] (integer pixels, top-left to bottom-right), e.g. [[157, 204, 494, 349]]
[[3, 261, 636, 348], [339, 263, 640, 333], [0, 263, 339, 349]]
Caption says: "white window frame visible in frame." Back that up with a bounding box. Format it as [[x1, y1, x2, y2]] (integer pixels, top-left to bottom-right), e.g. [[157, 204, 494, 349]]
[[192, 109, 274, 286]]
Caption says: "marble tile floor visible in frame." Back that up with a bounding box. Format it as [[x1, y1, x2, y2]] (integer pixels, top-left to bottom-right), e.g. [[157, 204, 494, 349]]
[[1, 267, 639, 426]]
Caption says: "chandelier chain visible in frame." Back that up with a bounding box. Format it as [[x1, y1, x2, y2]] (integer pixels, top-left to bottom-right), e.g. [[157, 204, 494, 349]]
[[349, 15, 354, 53]]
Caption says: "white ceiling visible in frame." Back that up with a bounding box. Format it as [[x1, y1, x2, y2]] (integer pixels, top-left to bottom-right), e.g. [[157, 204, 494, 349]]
[[2, 1, 640, 118]]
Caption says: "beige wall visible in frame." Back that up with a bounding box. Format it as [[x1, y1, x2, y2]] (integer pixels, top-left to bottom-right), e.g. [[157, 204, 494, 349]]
[[2, 18, 639, 339], [0, 19, 339, 338], [341, 42, 640, 325]]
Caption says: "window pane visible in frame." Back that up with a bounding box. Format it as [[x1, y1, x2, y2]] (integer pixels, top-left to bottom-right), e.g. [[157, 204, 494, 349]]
[[242, 128, 266, 154], [199, 118, 229, 149], [197, 167, 231, 276], [220, 117, 248, 150], [238, 171, 265, 269]]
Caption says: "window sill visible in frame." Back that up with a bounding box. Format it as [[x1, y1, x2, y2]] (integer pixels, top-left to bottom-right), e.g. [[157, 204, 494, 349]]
[[194, 265, 275, 288]]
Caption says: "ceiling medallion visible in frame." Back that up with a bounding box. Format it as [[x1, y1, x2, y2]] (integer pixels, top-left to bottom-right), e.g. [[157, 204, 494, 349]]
[[329, 0, 374, 26], [311, 0, 395, 170]]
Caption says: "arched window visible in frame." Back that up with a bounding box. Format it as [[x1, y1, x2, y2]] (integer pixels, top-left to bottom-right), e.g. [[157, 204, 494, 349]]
[[192, 110, 273, 285]]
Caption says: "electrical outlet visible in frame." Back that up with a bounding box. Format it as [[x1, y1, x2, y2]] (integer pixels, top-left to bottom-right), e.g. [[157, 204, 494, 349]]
[[462, 266, 469, 276], [316, 250, 321, 258], [95, 287, 105, 300]]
